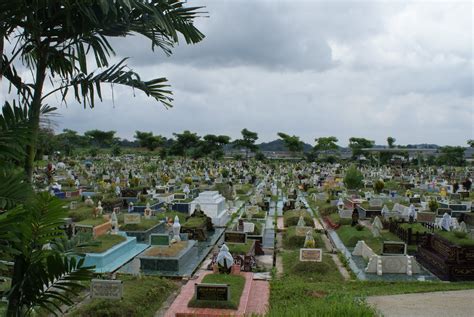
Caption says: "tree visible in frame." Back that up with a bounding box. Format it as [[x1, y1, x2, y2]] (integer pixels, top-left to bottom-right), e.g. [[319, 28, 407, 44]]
[[55, 129, 88, 156], [0, 0, 205, 180], [84, 130, 116, 148], [202, 134, 230, 159], [5, 194, 94, 316], [468, 140, 474, 147], [436, 146, 466, 166], [348, 137, 374, 158], [277, 132, 304, 154], [111, 144, 122, 156], [134, 131, 164, 151], [313, 136, 339, 161], [0, 104, 93, 316], [171, 130, 201, 157], [387, 137, 396, 148], [343, 166, 364, 190], [233, 128, 259, 159]]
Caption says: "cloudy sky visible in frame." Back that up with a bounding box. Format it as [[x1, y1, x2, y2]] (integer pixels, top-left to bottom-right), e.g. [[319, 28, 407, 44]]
[[3, 0, 473, 146]]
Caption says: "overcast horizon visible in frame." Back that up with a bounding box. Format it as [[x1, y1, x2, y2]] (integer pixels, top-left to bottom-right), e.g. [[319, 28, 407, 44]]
[[1, 0, 473, 147]]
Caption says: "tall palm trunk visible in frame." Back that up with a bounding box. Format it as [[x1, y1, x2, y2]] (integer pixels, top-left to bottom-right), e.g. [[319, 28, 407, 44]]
[[25, 54, 47, 181]]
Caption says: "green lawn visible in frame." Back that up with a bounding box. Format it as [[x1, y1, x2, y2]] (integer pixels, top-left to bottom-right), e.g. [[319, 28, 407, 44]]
[[436, 231, 474, 247], [76, 234, 126, 253], [120, 218, 161, 231], [188, 273, 246, 310], [227, 240, 254, 255], [76, 217, 108, 227], [182, 216, 207, 228], [69, 275, 177, 317], [336, 225, 401, 254], [269, 247, 474, 317]]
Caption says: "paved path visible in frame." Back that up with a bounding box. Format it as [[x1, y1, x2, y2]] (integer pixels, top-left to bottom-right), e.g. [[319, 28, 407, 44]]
[[367, 289, 474, 317]]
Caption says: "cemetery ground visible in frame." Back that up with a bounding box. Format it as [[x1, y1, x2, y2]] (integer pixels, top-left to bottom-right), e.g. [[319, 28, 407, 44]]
[[3, 155, 474, 317]]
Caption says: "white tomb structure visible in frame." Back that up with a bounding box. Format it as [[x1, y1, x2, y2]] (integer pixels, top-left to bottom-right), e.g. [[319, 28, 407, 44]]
[[190, 191, 229, 226]]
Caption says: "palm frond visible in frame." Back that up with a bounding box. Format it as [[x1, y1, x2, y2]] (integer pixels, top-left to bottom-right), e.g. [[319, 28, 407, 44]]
[[69, 59, 173, 108]]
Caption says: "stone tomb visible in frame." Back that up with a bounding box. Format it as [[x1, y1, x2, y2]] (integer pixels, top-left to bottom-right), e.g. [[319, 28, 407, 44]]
[[190, 191, 230, 226]]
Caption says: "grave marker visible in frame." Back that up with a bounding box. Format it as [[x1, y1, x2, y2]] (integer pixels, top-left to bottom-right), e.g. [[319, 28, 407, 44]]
[[417, 212, 436, 223], [124, 213, 141, 224], [150, 233, 170, 246], [90, 279, 123, 300], [195, 283, 230, 302], [299, 248, 322, 262], [224, 231, 247, 244], [382, 241, 407, 255]]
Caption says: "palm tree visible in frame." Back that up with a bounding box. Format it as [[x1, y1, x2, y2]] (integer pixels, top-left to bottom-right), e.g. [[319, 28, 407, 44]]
[[0, 0, 205, 180], [0, 103, 94, 316]]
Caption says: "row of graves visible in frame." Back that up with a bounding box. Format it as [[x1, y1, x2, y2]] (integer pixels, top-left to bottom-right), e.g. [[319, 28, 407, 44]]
[[39, 156, 271, 278], [311, 165, 474, 281]]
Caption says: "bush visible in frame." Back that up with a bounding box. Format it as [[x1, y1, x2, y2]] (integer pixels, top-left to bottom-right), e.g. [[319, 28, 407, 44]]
[[344, 166, 364, 190], [374, 179, 384, 194], [320, 205, 338, 216], [355, 224, 364, 231], [429, 199, 439, 212]]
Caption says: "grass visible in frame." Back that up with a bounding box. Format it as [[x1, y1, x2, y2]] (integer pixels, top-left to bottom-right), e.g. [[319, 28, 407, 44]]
[[227, 240, 254, 255], [69, 275, 177, 317], [283, 228, 323, 250], [283, 209, 314, 228], [188, 273, 246, 310], [76, 217, 108, 227], [76, 234, 126, 253], [399, 222, 430, 234], [436, 231, 474, 247], [336, 225, 401, 254], [236, 184, 253, 195], [182, 216, 207, 228], [143, 242, 187, 257], [120, 218, 161, 231], [156, 211, 186, 223], [269, 246, 474, 317], [242, 210, 267, 219]]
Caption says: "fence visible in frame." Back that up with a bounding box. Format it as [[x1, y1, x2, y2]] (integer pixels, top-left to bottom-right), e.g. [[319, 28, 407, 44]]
[[384, 220, 434, 245]]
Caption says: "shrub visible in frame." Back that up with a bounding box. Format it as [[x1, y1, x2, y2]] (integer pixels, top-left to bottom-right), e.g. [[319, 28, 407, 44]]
[[428, 199, 439, 212], [320, 205, 338, 216], [344, 166, 364, 190], [355, 224, 364, 231], [374, 179, 384, 194]]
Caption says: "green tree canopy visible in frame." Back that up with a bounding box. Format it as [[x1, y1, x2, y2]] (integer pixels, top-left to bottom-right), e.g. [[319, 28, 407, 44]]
[[134, 131, 164, 151], [233, 128, 259, 158], [171, 130, 201, 156], [387, 137, 396, 148], [437, 146, 466, 166], [349, 137, 374, 158], [314, 136, 339, 152], [344, 166, 364, 190], [84, 130, 116, 148], [277, 132, 304, 153]]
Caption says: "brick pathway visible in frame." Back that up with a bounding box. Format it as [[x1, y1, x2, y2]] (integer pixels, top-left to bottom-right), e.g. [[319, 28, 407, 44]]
[[165, 272, 267, 317], [245, 280, 269, 316]]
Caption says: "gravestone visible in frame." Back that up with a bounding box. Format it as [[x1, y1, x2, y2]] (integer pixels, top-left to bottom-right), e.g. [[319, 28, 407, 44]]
[[90, 279, 123, 300], [224, 231, 247, 244], [382, 241, 407, 255], [417, 212, 436, 223], [299, 248, 322, 262], [195, 283, 230, 302], [150, 233, 170, 246], [124, 213, 141, 224]]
